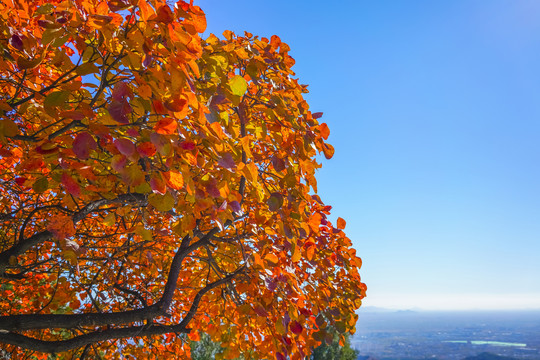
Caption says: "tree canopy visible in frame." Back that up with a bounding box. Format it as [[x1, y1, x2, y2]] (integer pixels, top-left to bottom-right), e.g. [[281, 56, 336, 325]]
[[0, 0, 367, 358]]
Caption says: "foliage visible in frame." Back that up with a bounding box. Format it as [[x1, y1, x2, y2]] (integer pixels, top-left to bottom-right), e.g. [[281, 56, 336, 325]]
[[0, 0, 367, 359], [190, 333, 222, 360], [311, 332, 358, 360]]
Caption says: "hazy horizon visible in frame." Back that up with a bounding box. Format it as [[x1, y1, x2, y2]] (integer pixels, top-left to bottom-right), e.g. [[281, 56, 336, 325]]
[[361, 293, 540, 311]]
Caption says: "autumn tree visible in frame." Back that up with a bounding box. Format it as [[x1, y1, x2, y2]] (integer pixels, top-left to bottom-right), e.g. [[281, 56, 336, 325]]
[[0, 0, 366, 358]]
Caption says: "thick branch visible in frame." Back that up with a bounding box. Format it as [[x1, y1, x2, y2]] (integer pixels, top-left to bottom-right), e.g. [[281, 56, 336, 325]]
[[0, 323, 190, 353], [0, 266, 244, 353], [0, 237, 209, 331], [0, 193, 147, 275]]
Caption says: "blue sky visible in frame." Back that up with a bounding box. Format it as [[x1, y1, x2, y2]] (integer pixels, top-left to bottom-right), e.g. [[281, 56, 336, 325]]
[[198, 0, 540, 310]]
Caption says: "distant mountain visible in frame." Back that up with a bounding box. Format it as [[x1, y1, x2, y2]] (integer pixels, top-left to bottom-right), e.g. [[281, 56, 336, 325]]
[[356, 356, 378, 360], [358, 306, 419, 314], [462, 352, 518, 360], [355, 353, 520, 360]]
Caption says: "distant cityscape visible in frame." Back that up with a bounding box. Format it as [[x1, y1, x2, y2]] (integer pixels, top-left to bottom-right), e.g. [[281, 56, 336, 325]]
[[351, 309, 540, 360]]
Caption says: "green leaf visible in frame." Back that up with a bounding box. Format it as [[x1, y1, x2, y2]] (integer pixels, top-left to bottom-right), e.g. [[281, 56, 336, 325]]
[[44, 91, 69, 107], [149, 192, 175, 212], [0, 119, 18, 137], [134, 182, 152, 194], [41, 28, 63, 45], [36, 4, 54, 14], [267, 192, 283, 212], [228, 75, 247, 97], [32, 177, 49, 193], [76, 62, 99, 76]]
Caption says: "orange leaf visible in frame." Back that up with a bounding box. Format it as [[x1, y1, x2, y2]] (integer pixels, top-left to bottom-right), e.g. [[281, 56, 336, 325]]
[[48, 214, 76, 240], [322, 143, 334, 159], [336, 217, 346, 230], [308, 213, 322, 233], [319, 123, 330, 140], [137, 142, 156, 157], [164, 171, 184, 190], [154, 117, 178, 135], [156, 5, 174, 23], [264, 253, 279, 266]]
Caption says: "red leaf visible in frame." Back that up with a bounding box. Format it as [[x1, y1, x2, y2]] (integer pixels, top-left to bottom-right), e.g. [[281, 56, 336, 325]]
[[180, 141, 196, 150], [111, 155, 127, 172], [15, 177, 26, 186], [112, 82, 132, 101], [253, 304, 268, 317], [137, 142, 156, 157], [312, 112, 323, 119], [271, 156, 286, 172], [150, 175, 167, 195], [229, 201, 242, 215], [37, 19, 60, 29], [36, 142, 58, 154], [61, 173, 81, 198], [142, 54, 153, 68], [218, 152, 236, 170], [114, 138, 136, 157], [108, 100, 131, 123], [152, 100, 167, 114], [9, 34, 23, 51], [290, 320, 303, 335], [206, 183, 220, 198], [73, 132, 97, 160]]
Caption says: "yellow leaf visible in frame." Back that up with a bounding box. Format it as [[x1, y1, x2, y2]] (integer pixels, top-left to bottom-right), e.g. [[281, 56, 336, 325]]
[[135, 226, 152, 241], [228, 75, 247, 97], [103, 213, 116, 227], [291, 242, 301, 263]]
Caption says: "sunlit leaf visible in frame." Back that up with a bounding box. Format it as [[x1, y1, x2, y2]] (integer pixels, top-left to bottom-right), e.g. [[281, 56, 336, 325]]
[[228, 75, 248, 97]]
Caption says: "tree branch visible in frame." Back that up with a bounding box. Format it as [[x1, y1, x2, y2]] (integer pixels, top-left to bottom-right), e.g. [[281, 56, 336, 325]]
[[0, 266, 244, 353], [0, 193, 147, 275], [0, 231, 213, 331], [0, 323, 190, 353]]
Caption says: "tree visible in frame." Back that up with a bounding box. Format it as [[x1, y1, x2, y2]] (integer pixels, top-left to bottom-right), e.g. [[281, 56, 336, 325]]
[[311, 332, 359, 360], [190, 333, 222, 360], [0, 0, 367, 358]]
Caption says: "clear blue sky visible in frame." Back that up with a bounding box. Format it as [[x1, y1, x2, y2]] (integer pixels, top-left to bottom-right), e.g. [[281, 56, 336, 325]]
[[198, 0, 540, 310]]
